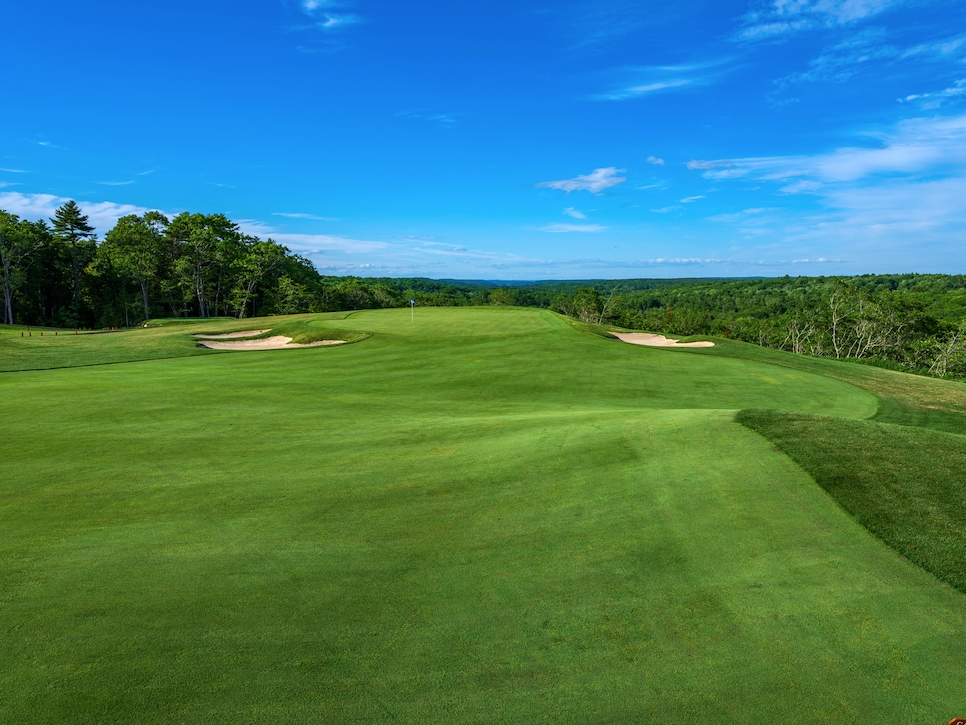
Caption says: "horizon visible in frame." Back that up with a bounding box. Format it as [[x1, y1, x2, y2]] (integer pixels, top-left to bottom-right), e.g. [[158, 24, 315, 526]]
[[2, 0, 965, 280]]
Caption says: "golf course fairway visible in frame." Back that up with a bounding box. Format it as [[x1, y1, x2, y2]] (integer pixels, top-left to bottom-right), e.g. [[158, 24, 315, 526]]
[[2, 306, 966, 722]]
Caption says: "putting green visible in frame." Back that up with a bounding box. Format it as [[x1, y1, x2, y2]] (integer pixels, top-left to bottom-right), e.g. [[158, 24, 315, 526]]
[[1, 307, 964, 722]]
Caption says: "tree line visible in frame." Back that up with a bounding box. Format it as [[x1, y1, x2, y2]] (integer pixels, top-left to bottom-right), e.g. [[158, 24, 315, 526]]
[[524, 276, 966, 380], [4, 200, 966, 379], [0, 201, 468, 329]]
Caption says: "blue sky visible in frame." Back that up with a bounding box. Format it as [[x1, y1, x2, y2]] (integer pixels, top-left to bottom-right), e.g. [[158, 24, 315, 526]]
[[1, 0, 965, 279]]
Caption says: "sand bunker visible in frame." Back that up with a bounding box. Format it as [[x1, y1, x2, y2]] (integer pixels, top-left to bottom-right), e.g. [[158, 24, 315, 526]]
[[193, 330, 270, 339], [198, 336, 345, 350], [611, 332, 714, 348]]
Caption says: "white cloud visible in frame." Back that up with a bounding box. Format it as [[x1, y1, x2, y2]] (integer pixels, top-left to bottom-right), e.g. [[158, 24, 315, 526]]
[[646, 156, 665, 165], [738, 0, 901, 40], [396, 110, 458, 128], [535, 167, 626, 194], [272, 212, 337, 221], [563, 207, 587, 219], [680, 195, 705, 203], [638, 257, 728, 265], [269, 232, 387, 253], [708, 207, 771, 222], [780, 180, 823, 193], [237, 219, 387, 253], [899, 79, 966, 108], [595, 60, 733, 101], [774, 28, 895, 87], [687, 112, 966, 263], [691, 114, 966, 184], [899, 34, 966, 60], [97, 180, 136, 186], [650, 206, 682, 213], [687, 159, 735, 171], [0, 168, 27, 174], [539, 223, 608, 233], [316, 13, 362, 30], [0, 192, 152, 233]]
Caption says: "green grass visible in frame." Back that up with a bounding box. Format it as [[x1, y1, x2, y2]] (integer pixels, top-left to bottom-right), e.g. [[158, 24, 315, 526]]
[[738, 410, 966, 593], [2, 307, 966, 722], [0, 312, 365, 372]]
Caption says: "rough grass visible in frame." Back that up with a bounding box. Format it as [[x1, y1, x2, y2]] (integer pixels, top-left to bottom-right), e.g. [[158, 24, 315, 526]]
[[737, 411, 966, 593], [2, 307, 966, 722]]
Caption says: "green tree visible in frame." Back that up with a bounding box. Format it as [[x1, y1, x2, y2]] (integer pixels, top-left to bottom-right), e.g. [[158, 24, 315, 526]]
[[272, 275, 309, 315], [166, 213, 241, 317], [101, 212, 168, 321], [0, 212, 49, 325], [229, 238, 286, 318], [50, 200, 96, 327]]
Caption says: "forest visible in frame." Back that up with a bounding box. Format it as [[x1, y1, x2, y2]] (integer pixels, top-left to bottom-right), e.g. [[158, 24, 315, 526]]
[[3, 201, 966, 379]]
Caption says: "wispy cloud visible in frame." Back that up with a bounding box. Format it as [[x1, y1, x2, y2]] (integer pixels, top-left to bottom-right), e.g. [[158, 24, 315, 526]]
[[563, 207, 587, 219], [411, 241, 470, 254], [774, 28, 895, 87], [680, 195, 705, 203], [237, 219, 388, 254], [771, 29, 966, 100], [0, 168, 27, 174], [899, 33, 966, 60], [594, 60, 733, 101], [0, 182, 20, 189], [641, 257, 727, 265], [97, 180, 136, 186], [646, 155, 665, 165], [555, 1, 684, 50], [539, 223, 608, 233], [651, 205, 682, 213], [272, 212, 337, 221], [314, 13, 362, 30], [396, 110, 458, 128], [535, 167, 626, 194], [708, 207, 772, 222], [688, 113, 966, 184], [291, 0, 363, 47], [738, 0, 902, 41], [687, 159, 735, 171], [688, 112, 966, 262], [899, 79, 966, 108]]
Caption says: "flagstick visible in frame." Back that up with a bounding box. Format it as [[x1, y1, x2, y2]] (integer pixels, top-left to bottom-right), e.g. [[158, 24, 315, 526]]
[[411, 298, 415, 323]]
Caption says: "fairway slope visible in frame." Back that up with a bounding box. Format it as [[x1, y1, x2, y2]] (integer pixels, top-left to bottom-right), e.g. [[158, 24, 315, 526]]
[[2, 306, 965, 722]]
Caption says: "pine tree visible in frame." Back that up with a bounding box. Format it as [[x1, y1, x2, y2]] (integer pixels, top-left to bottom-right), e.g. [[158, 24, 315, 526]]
[[51, 200, 95, 327]]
